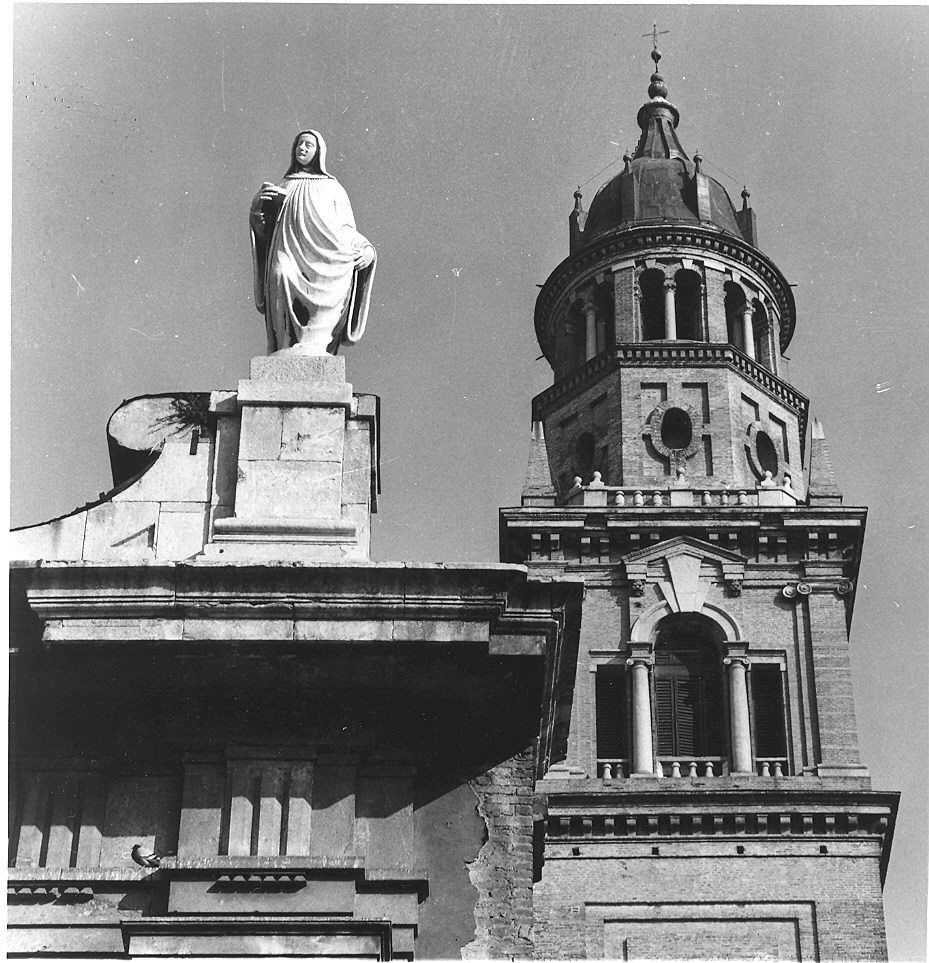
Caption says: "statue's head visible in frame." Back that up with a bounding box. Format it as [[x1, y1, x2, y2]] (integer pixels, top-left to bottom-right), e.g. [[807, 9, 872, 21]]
[[287, 129, 328, 176]]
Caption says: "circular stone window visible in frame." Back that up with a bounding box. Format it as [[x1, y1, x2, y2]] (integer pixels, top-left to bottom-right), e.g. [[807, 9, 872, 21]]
[[645, 401, 701, 461], [745, 422, 782, 480]]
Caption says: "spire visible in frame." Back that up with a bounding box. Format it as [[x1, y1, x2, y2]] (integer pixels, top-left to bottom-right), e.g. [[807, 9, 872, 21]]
[[522, 420, 556, 505], [736, 185, 759, 246], [808, 418, 843, 505], [569, 188, 587, 253], [633, 42, 688, 161]]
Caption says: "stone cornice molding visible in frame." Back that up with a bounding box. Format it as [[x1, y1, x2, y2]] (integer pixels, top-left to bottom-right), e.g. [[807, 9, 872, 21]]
[[12, 561, 574, 628], [531, 345, 809, 440]]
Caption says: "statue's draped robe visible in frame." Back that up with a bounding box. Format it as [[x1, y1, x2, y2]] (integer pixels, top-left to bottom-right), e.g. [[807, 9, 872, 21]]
[[252, 169, 375, 355]]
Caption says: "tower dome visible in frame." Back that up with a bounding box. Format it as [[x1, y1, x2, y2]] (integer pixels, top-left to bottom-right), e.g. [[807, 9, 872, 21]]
[[582, 56, 745, 243]]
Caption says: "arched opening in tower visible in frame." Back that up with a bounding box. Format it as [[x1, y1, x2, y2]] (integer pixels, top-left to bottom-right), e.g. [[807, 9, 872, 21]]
[[638, 269, 665, 341], [724, 281, 746, 351], [653, 613, 726, 765], [674, 269, 703, 341]]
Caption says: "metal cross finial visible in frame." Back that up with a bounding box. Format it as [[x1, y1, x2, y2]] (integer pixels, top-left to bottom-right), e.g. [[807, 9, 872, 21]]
[[643, 22, 670, 51]]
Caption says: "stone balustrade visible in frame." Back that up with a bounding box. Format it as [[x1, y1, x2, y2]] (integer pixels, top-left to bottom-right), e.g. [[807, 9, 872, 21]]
[[597, 759, 629, 780], [756, 757, 788, 777], [657, 756, 724, 778], [597, 756, 790, 779], [563, 483, 799, 509]]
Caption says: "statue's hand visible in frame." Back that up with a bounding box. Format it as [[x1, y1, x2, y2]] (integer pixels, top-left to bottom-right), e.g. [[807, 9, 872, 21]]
[[354, 244, 375, 269], [256, 182, 287, 204]]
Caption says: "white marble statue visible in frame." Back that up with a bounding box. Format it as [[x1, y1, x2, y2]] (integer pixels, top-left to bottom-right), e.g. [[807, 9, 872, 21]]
[[250, 130, 376, 355]]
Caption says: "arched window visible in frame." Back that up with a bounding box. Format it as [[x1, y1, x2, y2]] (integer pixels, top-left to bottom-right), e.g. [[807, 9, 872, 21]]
[[653, 614, 726, 767], [639, 269, 665, 341], [724, 282, 746, 351], [674, 269, 703, 341]]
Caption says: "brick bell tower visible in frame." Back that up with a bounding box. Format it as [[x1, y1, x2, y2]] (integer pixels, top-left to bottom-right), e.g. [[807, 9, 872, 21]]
[[500, 47, 898, 960]]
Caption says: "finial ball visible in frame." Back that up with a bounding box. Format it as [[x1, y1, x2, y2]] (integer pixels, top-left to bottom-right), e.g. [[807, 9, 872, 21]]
[[648, 71, 668, 99]]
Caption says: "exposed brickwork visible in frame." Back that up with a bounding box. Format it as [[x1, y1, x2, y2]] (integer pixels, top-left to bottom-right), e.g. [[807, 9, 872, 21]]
[[462, 746, 537, 959], [537, 360, 806, 497], [533, 845, 888, 961]]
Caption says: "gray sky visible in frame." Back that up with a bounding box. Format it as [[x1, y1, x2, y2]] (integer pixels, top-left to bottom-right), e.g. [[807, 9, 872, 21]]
[[11, 5, 928, 958]]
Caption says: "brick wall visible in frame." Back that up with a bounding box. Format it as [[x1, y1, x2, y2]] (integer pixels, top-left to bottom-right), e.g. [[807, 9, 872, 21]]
[[462, 747, 537, 959], [534, 841, 888, 960]]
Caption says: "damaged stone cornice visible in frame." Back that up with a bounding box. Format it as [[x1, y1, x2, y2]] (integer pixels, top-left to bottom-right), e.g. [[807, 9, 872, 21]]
[[11, 559, 584, 655]]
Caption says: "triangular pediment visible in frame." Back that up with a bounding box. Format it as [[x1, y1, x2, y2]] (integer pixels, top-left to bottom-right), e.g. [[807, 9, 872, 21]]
[[622, 536, 746, 612], [621, 535, 747, 568]]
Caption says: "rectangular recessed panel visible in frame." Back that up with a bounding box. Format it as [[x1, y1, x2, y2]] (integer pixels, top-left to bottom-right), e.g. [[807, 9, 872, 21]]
[[605, 918, 801, 961]]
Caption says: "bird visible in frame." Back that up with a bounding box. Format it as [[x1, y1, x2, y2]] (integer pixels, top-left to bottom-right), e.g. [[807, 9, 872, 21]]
[[130, 844, 162, 868]]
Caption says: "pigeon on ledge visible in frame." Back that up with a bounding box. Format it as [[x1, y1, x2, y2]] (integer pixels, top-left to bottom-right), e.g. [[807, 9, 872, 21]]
[[130, 844, 162, 868]]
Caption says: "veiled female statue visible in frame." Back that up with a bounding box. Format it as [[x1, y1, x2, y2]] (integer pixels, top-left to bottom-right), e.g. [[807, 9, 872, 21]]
[[249, 130, 376, 355]]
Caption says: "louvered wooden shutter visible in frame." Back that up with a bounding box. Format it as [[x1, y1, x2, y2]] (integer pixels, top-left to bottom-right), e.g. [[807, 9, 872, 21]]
[[752, 665, 787, 757], [655, 677, 675, 755], [675, 678, 698, 755], [595, 667, 627, 758]]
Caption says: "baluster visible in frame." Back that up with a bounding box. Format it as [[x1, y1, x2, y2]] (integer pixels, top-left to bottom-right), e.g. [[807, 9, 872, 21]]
[[721, 491, 730, 506], [671, 760, 681, 778], [602, 762, 613, 780], [652, 491, 663, 506], [688, 761, 698, 777], [773, 761, 783, 777], [737, 491, 748, 506], [704, 761, 715, 777], [702, 491, 712, 505], [613, 491, 625, 507], [760, 760, 770, 777], [633, 490, 644, 507]]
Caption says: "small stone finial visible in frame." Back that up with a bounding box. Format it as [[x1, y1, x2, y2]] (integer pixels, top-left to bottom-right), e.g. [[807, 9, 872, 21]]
[[572, 476, 583, 490], [623, 151, 632, 173], [590, 471, 604, 489], [573, 188, 584, 214], [741, 186, 751, 211], [694, 151, 703, 173]]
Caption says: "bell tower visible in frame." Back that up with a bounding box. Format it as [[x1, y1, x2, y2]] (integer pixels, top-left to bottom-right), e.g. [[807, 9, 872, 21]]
[[502, 48, 897, 961]]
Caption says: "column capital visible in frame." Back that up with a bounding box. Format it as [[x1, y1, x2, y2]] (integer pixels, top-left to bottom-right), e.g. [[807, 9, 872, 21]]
[[723, 641, 750, 660], [723, 656, 751, 669], [626, 656, 654, 669], [663, 277, 677, 291]]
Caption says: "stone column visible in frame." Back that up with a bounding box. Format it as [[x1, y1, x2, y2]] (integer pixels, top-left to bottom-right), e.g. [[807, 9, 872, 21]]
[[627, 657, 655, 775], [725, 657, 753, 773], [663, 279, 677, 340], [741, 303, 755, 360], [583, 301, 598, 362]]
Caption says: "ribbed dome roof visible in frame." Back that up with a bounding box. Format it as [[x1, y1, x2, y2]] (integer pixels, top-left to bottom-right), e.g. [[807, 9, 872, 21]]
[[581, 62, 746, 246]]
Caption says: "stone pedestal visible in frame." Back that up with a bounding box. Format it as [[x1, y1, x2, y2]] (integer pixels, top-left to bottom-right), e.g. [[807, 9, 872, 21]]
[[204, 355, 377, 561]]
